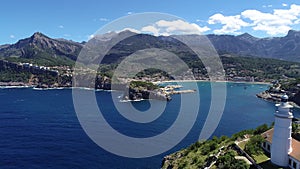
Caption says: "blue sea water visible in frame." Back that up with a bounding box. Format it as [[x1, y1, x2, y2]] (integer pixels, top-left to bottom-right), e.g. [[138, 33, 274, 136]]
[[0, 82, 299, 169]]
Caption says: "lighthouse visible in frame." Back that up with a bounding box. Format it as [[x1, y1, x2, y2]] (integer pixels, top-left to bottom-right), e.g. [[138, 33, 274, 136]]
[[271, 94, 293, 167]]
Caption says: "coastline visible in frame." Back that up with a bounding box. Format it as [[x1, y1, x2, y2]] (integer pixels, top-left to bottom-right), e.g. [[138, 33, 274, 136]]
[[153, 79, 271, 85], [0, 80, 271, 90], [0, 85, 35, 89]]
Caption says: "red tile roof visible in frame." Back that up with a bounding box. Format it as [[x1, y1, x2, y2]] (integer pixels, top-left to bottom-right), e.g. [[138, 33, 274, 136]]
[[261, 128, 274, 144], [261, 128, 300, 161], [290, 139, 300, 161]]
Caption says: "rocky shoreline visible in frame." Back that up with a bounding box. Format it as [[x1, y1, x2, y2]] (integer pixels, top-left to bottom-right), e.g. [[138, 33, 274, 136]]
[[123, 87, 172, 101], [256, 91, 282, 102], [256, 86, 300, 108], [0, 82, 33, 87]]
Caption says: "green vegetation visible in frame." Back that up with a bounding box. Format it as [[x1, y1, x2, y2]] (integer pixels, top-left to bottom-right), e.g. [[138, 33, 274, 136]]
[[2, 52, 300, 86], [5, 54, 75, 67], [162, 124, 272, 169], [135, 68, 173, 80], [162, 136, 233, 169], [253, 124, 270, 135], [281, 78, 300, 92], [221, 56, 300, 80], [35, 73, 58, 85], [244, 135, 264, 157], [258, 162, 286, 169], [129, 81, 160, 90], [237, 140, 247, 150], [1, 32, 300, 88], [0, 69, 58, 86], [97, 64, 118, 78], [292, 123, 300, 133], [232, 124, 270, 141], [97, 54, 300, 84], [216, 150, 249, 169], [0, 69, 31, 82], [98, 55, 300, 82], [252, 154, 269, 164]]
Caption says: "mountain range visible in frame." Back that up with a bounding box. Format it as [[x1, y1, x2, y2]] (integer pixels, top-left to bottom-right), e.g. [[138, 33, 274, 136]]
[[207, 30, 300, 61], [0, 30, 300, 64]]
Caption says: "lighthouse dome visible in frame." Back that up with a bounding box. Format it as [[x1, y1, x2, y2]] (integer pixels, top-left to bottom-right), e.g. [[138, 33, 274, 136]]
[[275, 94, 293, 117], [281, 94, 289, 102]]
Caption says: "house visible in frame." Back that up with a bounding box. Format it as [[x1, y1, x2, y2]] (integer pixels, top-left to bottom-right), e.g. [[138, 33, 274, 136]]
[[261, 94, 300, 169]]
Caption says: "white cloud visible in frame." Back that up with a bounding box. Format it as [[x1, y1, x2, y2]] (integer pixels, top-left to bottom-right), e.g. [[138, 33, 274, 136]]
[[99, 18, 109, 22], [282, 3, 288, 7], [89, 34, 95, 39], [118, 19, 209, 36], [155, 20, 210, 35], [206, 4, 300, 36], [120, 28, 141, 34], [262, 4, 273, 8], [115, 20, 210, 36], [10, 35, 15, 38], [253, 24, 291, 35], [127, 12, 133, 15], [58, 25, 64, 29], [274, 4, 300, 20], [208, 14, 249, 34], [196, 19, 206, 23], [241, 4, 300, 35], [141, 26, 160, 36]]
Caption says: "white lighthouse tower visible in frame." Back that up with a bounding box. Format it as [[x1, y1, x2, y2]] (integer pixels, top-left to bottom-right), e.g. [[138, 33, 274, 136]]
[[271, 94, 293, 167]]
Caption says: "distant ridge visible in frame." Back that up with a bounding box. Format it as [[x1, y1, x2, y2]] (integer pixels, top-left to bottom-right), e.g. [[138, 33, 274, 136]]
[[0, 30, 300, 63], [207, 30, 300, 62]]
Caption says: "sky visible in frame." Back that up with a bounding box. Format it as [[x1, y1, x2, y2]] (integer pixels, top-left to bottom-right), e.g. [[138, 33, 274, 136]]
[[1, 0, 300, 44]]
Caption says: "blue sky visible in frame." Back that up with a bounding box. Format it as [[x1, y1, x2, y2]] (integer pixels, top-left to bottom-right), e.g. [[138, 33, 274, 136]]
[[1, 0, 300, 44]]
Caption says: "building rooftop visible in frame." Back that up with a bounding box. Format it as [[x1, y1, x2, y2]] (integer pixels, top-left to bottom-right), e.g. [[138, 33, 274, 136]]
[[261, 128, 274, 144], [290, 138, 300, 161], [261, 128, 300, 161]]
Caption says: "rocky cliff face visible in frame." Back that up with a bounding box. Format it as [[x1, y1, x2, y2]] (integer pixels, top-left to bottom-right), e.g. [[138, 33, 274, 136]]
[[123, 87, 171, 101]]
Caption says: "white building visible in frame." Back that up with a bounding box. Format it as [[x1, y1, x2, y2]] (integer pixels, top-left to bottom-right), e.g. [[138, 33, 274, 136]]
[[261, 95, 300, 169]]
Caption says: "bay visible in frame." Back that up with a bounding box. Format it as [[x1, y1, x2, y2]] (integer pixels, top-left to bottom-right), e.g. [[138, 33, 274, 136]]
[[0, 82, 299, 169]]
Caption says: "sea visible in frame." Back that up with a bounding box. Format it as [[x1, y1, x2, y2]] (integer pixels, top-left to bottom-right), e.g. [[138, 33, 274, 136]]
[[0, 82, 299, 169]]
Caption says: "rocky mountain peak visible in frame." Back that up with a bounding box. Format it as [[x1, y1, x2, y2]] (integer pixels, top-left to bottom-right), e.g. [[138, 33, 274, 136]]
[[237, 33, 259, 43], [31, 32, 46, 38], [237, 33, 252, 38], [0, 32, 83, 60], [29, 32, 51, 44], [286, 30, 300, 38]]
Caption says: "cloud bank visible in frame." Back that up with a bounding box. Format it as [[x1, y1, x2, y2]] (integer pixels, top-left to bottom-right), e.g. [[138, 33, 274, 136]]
[[112, 4, 300, 37], [140, 19, 210, 36], [208, 4, 300, 36]]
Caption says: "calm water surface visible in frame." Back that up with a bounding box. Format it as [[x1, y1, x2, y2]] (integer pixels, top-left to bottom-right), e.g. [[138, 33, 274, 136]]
[[0, 82, 299, 168]]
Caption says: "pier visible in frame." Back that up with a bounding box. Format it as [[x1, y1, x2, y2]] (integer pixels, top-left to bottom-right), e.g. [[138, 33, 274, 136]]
[[160, 85, 196, 95]]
